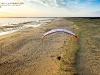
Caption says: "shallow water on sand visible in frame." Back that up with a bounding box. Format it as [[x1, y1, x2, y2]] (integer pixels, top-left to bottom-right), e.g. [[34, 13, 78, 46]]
[[0, 18, 55, 36]]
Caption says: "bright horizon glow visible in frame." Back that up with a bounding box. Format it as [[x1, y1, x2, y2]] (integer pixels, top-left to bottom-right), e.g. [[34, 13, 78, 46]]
[[0, 0, 100, 17]]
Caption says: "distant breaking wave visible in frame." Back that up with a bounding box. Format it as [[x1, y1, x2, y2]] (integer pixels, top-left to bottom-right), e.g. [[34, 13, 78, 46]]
[[0, 18, 56, 36]]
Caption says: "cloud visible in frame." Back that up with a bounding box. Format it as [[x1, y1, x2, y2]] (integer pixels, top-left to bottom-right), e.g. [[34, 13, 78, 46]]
[[91, 10, 100, 16], [84, 10, 100, 17], [23, 0, 97, 10]]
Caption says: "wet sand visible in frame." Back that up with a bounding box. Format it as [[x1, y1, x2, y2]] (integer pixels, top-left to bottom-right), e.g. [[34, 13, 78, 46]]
[[0, 18, 77, 75]]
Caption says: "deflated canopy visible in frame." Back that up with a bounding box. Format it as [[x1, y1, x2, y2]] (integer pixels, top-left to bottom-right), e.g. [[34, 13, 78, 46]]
[[42, 29, 78, 41]]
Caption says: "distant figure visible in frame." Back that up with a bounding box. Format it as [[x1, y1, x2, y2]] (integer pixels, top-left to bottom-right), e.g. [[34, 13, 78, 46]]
[[57, 56, 61, 60]]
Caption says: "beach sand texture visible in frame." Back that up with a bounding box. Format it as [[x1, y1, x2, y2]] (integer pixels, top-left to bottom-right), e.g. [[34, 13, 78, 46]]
[[0, 18, 77, 75]]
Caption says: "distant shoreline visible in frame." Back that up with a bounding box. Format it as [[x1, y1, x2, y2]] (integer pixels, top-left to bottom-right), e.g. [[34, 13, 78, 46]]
[[0, 18, 55, 36], [0, 17, 100, 18]]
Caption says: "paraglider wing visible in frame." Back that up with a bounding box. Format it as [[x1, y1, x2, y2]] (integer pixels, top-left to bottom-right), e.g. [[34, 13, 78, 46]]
[[42, 29, 78, 41]]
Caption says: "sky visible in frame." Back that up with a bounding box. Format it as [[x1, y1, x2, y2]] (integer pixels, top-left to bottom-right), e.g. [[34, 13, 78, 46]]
[[0, 0, 100, 17]]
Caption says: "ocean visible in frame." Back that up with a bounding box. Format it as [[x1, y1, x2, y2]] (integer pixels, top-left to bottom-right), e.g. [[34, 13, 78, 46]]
[[0, 18, 55, 36]]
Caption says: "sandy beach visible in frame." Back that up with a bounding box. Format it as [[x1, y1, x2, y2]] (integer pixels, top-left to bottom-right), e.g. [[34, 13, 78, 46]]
[[0, 18, 77, 75]]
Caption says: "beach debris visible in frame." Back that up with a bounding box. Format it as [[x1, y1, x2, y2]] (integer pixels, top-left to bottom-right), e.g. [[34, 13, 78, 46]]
[[42, 29, 78, 41]]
